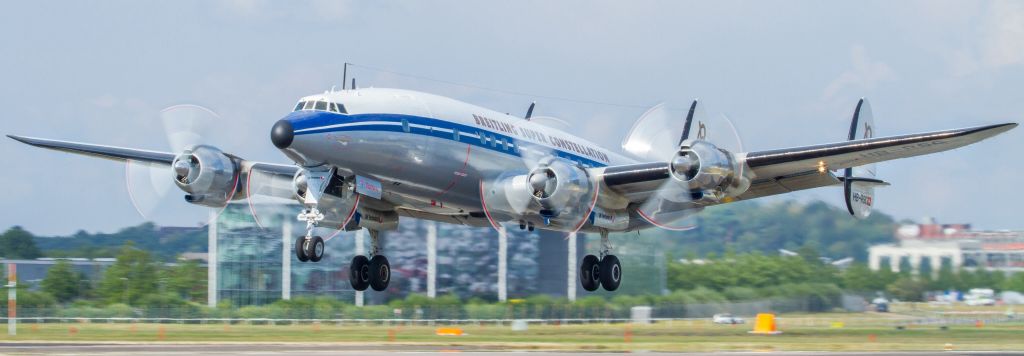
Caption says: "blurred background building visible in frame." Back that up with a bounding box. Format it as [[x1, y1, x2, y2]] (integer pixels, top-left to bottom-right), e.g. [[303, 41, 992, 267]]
[[868, 218, 1024, 275], [208, 203, 666, 307]]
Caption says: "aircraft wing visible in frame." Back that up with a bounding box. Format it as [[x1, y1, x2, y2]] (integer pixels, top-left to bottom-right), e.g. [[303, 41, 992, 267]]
[[8, 134, 177, 165], [599, 123, 1016, 205], [6, 134, 298, 176]]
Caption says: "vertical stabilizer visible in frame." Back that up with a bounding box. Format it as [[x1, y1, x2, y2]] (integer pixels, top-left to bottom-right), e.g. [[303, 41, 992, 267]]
[[844, 98, 887, 219]]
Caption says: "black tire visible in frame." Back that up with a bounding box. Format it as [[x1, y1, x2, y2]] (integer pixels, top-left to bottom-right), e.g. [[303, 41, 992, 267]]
[[307, 236, 325, 262], [580, 255, 600, 292], [368, 255, 391, 291], [295, 236, 309, 262], [599, 255, 622, 291], [349, 255, 370, 291]]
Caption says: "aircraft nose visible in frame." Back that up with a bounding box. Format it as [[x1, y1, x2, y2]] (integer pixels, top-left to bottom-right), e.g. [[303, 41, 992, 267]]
[[271, 119, 294, 149]]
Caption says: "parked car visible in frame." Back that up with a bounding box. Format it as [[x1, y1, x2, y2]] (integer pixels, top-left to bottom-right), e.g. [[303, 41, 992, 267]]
[[712, 313, 745, 324]]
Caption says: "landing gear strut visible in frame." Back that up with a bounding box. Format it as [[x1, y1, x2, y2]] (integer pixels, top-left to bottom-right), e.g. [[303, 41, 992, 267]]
[[350, 229, 390, 292], [580, 230, 621, 292], [294, 169, 332, 263]]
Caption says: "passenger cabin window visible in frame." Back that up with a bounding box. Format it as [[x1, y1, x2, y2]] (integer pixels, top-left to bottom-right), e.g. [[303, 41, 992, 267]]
[[293, 102, 304, 111]]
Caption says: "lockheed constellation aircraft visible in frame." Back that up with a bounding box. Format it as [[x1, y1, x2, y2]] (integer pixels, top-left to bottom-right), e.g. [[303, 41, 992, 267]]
[[9, 88, 1016, 293]]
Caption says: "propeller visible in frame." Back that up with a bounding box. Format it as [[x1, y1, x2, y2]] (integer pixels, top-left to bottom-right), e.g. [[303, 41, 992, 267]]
[[479, 117, 599, 235], [124, 104, 236, 227], [631, 100, 746, 231]]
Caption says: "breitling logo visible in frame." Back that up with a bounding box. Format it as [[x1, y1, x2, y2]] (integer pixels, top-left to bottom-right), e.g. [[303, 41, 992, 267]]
[[697, 122, 707, 140], [864, 123, 873, 139]]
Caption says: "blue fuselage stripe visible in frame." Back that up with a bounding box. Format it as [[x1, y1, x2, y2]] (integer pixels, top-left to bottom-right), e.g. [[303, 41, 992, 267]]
[[287, 111, 609, 168]]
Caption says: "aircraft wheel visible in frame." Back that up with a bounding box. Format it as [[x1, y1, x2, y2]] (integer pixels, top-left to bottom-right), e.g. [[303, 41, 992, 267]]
[[349, 255, 370, 291], [580, 254, 600, 292], [369, 255, 391, 291], [599, 255, 622, 291], [295, 236, 309, 262], [306, 236, 325, 262]]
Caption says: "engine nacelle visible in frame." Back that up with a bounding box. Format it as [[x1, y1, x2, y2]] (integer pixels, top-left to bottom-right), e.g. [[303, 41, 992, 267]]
[[669, 141, 750, 201], [483, 157, 596, 228], [527, 158, 593, 215], [172, 145, 240, 207]]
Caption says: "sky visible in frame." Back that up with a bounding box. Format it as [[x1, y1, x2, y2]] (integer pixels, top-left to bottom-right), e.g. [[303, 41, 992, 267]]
[[1, 1, 1022, 236]]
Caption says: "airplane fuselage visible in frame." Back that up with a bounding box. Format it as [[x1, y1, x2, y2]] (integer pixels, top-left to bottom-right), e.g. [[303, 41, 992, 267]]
[[276, 88, 636, 232]]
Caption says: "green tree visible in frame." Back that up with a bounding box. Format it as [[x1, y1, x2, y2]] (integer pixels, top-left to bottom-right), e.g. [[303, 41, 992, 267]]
[[886, 276, 928, 301], [841, 263, 885, 292], [40, 260, 83, 302], [0, 226, 41, 259], [97, 242, 160, 305], [930, 260, 960, 291], [162, 259, 206, 302], [1002, 272, 1024, 292]]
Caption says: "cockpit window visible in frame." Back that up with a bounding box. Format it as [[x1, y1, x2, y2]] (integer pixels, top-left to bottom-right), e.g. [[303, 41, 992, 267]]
[[314, 101, 327, 111], [303, 101, 314, 110], [329, 102, 339, 113], [336, 103, 348, 114], [293, 102, 304, 111]]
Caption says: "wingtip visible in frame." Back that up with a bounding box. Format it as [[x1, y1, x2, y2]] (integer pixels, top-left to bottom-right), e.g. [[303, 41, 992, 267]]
[[994, 122, 1018, 133], [7, 134, 29, 143]]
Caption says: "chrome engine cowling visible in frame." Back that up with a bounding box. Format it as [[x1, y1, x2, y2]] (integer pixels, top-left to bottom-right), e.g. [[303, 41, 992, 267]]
[[483, 157, 596, 228], [669, 141, 750, 201], [171, 145, 240, 207], [526, 158, 593, 215]]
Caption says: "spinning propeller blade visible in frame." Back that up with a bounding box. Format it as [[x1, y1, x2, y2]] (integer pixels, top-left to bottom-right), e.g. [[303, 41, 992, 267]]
[[125, 104, 236, 227]]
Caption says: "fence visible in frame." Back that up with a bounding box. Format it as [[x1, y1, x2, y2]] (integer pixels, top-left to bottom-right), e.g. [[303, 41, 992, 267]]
[[1, 295, 852, 320]]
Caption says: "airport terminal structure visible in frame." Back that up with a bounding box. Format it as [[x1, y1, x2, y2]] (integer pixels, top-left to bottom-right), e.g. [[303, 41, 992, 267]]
[[2, 203, 668, 307], [868, 219, 1024, 275]]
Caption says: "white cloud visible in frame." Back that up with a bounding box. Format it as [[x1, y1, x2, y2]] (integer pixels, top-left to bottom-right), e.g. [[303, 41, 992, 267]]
[[981, 0, 1024, 68], [822, 45, 897, 100]]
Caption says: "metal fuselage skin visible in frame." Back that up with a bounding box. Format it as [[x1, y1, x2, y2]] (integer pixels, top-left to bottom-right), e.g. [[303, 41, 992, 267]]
[[278, 88, 636, 233]]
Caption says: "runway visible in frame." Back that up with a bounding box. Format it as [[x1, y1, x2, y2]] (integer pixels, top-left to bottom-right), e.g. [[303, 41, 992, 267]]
[[2, 343, 1024, 356]]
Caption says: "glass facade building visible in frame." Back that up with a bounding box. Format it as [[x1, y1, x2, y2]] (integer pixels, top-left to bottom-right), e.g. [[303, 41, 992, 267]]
[[212, 202, 667, 306]]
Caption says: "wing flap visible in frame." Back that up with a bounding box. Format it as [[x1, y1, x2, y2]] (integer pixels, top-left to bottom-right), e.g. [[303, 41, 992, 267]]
[[736, 170, 842, 201]]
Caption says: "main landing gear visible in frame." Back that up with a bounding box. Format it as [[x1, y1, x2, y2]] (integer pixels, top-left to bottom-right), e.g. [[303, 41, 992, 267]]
[[580, 230, 621, 292], [349, 229, 390, 291]]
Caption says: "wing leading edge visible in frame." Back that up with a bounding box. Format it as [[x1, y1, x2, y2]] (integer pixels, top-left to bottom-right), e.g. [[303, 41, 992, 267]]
[[599, 123, 1016, 204], [8, 135, 176, 165], [7, 134, 299, 176]]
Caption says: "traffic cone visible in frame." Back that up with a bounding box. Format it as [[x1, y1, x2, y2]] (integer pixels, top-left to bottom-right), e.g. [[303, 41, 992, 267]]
[[748, 313, 782, 335]]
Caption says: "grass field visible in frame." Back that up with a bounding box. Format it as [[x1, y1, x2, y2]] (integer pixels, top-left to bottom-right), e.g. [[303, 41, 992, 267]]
[[2, 317, 1023, 352]]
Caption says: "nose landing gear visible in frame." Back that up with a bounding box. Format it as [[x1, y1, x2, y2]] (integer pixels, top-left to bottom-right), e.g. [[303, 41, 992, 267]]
[[295, 235, 325, 262], [580, 230, 621, 292]]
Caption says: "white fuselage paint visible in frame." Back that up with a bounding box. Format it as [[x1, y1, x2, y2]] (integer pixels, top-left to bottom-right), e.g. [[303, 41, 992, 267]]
[[282, 88, 637, 232]]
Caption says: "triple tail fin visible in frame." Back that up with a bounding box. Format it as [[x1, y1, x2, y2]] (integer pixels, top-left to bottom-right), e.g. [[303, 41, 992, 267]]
[[843, 98, 890, 219]]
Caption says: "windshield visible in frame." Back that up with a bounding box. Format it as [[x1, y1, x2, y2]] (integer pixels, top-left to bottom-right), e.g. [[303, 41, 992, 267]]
[[293, 99, 347, 113]]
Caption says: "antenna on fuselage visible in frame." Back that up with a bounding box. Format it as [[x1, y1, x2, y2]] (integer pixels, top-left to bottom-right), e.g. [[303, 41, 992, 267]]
[[524, 102, 536, 120], [351, 78, 357, 90], [342, 62, 350, 90]]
